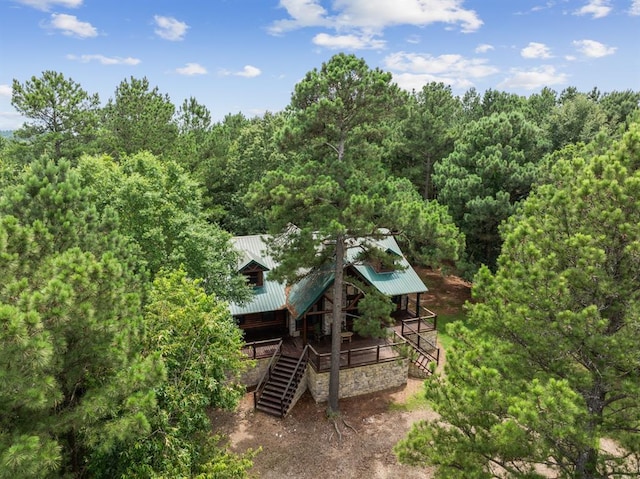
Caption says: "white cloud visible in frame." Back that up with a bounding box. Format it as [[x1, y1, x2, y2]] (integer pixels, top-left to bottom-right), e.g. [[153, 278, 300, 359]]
[[66, 54, 140, 65], [220, 65, 262, 78], [573, 39, 617, 57], [269, 0, 482, 36], [176, 63, 207, 76], [384, 51, 498, 91], [154, 15, 188, 41], [15, 0, 82, 11], [236, 65, 261, 78], [48, 13, 97, 38], [312, 33, 385, 50], [391, 72, 474, 91], [574, 0, 612, 18], [498, 65, 568, 90], [269, 0, 331, 34], [521, 42, 552, 59], [0, 111, 25, 130], [385, 51, 498, 76], [0, 84, 12, 97], [475, 43, 494, 53], [630, 0, 640, 15]]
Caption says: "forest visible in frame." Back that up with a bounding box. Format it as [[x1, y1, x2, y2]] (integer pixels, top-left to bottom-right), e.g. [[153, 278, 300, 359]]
[[1, 53, 639, 478]]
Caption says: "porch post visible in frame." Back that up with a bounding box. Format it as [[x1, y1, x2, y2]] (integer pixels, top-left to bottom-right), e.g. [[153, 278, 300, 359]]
[[303, 313, 308, 345]]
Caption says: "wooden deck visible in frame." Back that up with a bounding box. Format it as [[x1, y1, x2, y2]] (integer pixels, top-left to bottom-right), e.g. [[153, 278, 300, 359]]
[[242, 331, 406, 372], [241, 311, 439, 372]]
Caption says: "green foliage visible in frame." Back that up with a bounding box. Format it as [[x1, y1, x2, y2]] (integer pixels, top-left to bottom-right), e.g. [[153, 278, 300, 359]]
[[396, 123, 640, 478], [11, 71, 101, 160], [350, 283, 395, 339], [434, 110, 550, 274], [201, 112, 285, 234], [102, 76, 178, 157], [1, 157, 134, 262], [388, 82, 461, 199], [598, 89, 640, 128], [91, 269, 252, 478], [78, 152, 250, 301], [545, 92, 609, 150], [0, 157, 163, 477], [248, 54, 463, 413]]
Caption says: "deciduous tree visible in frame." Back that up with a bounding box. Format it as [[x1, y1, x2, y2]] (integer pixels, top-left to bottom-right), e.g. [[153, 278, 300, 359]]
[[77, 152, 249, 301], [90, 269, 252, 478]]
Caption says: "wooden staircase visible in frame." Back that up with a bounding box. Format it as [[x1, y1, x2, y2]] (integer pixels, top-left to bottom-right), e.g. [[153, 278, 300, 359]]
[[394, 321, 440, 375], [412, 350, 438, 375], [255, 353, 307, 417]]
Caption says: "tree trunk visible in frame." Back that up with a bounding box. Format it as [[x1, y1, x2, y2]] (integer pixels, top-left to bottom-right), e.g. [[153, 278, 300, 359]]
[[422, 154, 433, 200], [573, 381, 607, 479], [328, 234, 345, 414]]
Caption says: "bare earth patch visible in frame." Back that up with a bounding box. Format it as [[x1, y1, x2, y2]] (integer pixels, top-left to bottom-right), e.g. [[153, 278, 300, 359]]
[[212, 379, 437, 478], [212, 270, 469, 478]]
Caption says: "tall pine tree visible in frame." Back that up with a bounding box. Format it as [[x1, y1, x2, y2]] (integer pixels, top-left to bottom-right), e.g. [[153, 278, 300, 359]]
[[396, 123, 640, 478], [248, 54, 463, 414]]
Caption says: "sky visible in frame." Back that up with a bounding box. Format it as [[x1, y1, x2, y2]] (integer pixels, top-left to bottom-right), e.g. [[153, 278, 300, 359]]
[[1, 0, 639, 130]]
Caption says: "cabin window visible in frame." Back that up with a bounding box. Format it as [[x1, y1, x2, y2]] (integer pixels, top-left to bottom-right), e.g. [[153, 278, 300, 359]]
[[245, 270, 264, 287], [371, 258, 395, 274]]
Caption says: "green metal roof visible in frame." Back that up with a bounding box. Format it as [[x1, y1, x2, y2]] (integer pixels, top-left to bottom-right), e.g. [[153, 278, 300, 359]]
[[349, 235, 428, 297], [229, 235, 286, 316], [286, 265, 334, 319], [229, 233, 427, 319]]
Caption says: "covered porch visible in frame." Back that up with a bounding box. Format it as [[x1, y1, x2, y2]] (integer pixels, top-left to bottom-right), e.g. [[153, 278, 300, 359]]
[[241, 305, 438, 373]]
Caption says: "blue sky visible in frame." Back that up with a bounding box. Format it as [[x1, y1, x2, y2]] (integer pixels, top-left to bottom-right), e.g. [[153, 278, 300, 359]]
[[1, 0, 639, 129]]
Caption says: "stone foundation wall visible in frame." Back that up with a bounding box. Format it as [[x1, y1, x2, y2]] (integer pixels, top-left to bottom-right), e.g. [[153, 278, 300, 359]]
[[240, 358, 271, 388], [306, 359, 409, 403], [408, 361, 431, 379], [286, 369, 308, 415]]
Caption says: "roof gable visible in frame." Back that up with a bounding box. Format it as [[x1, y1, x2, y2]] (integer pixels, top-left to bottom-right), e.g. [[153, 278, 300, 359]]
[[229, 231, 427, 318]]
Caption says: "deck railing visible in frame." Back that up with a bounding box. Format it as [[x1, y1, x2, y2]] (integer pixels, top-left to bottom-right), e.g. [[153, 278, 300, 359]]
[[405, 299, 438, 328], [242, 338, 283, 360], [400, 318, 439, 364], [307, 339, 405, 372], [252, 339, 283, 408]]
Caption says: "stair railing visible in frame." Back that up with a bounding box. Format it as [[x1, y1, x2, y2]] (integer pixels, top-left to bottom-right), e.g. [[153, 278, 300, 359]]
[[253, 338, 283, 409], [279, 344, 309, 417]]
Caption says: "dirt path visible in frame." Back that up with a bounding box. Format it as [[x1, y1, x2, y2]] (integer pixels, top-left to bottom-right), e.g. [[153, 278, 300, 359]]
[[212, 378, 437, 478], [212, 270, 470, 478]]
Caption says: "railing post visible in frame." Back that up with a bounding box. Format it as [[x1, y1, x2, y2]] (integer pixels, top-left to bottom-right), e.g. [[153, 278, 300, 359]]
[[376, 345, 380, 362]]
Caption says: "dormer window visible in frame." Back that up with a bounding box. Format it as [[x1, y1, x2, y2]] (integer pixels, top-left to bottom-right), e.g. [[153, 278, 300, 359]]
[[371, 258, 395, 274], [362, 247, 400, 274], [240, 262, 266, 287], [246, 269, 264, 287]]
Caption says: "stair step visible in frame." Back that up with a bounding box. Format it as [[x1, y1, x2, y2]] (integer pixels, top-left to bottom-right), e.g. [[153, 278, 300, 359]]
[[254, 356, 309, 418], [256, 403, 283, 417], [258, 395, 283, 406]]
